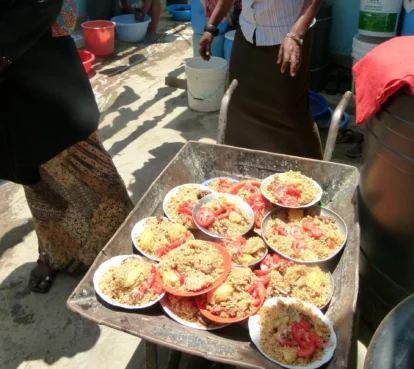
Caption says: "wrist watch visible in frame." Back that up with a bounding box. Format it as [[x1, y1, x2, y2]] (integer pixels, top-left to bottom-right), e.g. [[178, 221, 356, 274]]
[[204, 24, 219, 37]]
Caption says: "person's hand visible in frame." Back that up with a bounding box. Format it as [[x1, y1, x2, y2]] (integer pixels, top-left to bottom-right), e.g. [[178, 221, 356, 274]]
[[133, 9, 145, 22], [199, 32, 214, 61], [277, 37, 302, 77]]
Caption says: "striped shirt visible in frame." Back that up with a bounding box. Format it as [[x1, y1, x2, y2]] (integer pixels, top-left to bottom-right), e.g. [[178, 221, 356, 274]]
[[240, 0, 304, 46]]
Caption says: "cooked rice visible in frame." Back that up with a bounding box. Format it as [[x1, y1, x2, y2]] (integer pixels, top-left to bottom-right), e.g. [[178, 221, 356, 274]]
[[265, 209, 344, 261], [166, 294, 221, 329], [267, 264, 332, 308], [158, 240, 224, 293], [263, 171, 320, 206], [203, 198, 251, 236], [167, 185, 212, 228], [220, 236, 267, 265], [206, 267, 260, 318], [136, 217, 193, 258], [258, 300, 332, 366], [206, 178, 235, 193], [98, 257, 161, 306]]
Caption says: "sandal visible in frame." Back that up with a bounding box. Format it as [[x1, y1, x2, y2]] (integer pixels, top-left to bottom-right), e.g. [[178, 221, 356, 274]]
[[28, 260, 56, 293], [336, 129, 363, 144], [345, 137, 364, 158]]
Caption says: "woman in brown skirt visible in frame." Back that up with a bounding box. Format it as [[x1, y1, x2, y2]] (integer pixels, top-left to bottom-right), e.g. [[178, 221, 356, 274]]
[[0, 0, 132, 292], [199, 0, 323, 159]]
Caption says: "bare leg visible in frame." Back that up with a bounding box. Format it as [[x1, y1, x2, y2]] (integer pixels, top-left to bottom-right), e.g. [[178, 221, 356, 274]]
[[147, 0, 161, 41]]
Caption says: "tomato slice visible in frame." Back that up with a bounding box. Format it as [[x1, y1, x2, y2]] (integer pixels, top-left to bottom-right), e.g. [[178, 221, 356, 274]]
[[327, 239, 335, 249], [292, 240, 306, 256], [275, 333, 294, 347], [290, 225, 306, 239], [179, 274, 186, 284], [196, 207, 216, 227], [309, 331, 324, 350], [254, 269, 271, 276], [286, 185, 301, 198], [255, 274, 270, 285], [227, 180, 262, 196], [299, 318, 312, 332], [297, 342, 316, 358]]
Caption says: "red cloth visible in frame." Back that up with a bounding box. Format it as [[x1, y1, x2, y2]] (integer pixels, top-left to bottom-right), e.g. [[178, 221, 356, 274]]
[[353, 36, 414, 125]]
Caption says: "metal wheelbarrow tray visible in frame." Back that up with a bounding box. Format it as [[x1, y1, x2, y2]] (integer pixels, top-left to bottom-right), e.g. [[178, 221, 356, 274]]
[[67, 141, 360, 369]]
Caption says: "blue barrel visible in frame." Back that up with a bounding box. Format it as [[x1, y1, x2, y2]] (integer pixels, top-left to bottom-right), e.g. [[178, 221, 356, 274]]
[[191, 0, 229, 34], [224, 30, 236, 62], [402, 10, 414, 35], [192, 33, 224, 58]]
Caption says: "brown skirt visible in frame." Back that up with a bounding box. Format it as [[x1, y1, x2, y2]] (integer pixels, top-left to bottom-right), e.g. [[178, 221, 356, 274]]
[[23, 131, 133, 273], [224, 27, 323, 160]]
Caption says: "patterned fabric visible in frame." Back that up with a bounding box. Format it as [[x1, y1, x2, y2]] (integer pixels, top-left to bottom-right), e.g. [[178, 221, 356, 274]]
[[24, 131, 133, 273], [240, 0, 305, 46], [51, 0, 77, 37]]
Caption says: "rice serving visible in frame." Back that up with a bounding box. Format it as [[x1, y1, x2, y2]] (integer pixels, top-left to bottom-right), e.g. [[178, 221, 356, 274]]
[[265, 209, 345, 261], [98, 257, 162, 306], [136, 217, 193, 258], [258, 300, 332, 366], [219, 236, 267, 265], [263, 171, 320, 207], [206, 177, 235, 193], [158, 240, 224, 293]]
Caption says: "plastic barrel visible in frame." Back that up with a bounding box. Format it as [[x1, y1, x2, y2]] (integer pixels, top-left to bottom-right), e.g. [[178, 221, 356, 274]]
[[82, 20, 115, 58], [359, 0, 403, 37], [351, 34, 390, 64], [111, 15, 151, 43], [185, 57, 228, 112], [402, 9, 414, 35], [192, 33, 224, 58], [224, 30, 236, 62]]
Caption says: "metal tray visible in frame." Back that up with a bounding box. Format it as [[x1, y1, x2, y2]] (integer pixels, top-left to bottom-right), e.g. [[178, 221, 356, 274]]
[[67, 142, 360, 369]]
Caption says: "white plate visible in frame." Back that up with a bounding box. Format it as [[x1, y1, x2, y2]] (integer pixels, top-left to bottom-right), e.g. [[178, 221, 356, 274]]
[[163, 184, 214, 227], [160, 295, 229, 331], [261, 173, 323, 209], [131, 217, 194, 262], [248, 297, 337, 369], [93, 255, 165, 310], [201, 177, 239, 188]]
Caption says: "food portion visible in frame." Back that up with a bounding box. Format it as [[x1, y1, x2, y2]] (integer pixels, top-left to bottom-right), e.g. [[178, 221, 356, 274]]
[[166, 185, 212, 228], [98, 257, 163, 306], [195, 197, 252, 237], [202, 267, 264, 319], [165, 294, 222, 329], [264, 209, 345, 261], [219, 236, 267, 265], [206, 177, 236, 193], [227, 180, 273, 230], [255, 254, 332, 308], [158, 240, 225, 293], [258, 300, 332, 366], [262, 171, 320, 207], [136, 217, 193, 258]]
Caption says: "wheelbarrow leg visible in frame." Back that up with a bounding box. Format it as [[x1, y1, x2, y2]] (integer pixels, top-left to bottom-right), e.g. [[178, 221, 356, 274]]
[[165, 349, 182, 369], [141, 341, 158, 369], [217, 79, 238, 145], [323, 91, 353, 162]]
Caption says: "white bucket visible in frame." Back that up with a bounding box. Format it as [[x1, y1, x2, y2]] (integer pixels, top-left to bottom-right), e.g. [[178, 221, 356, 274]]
[[359, 0, 403, 37], [185, 57, 228, 112]]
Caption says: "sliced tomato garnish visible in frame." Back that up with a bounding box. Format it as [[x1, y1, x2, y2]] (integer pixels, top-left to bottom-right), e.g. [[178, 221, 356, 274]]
[[254, 269, 271, 276], [299, 318, 312, 332], [297, 342, 316, 358], [196, 207, 216, 227], [286, 185, 301, 198], [309, 331, 324, 350], [292, 240, 307, 256], [327, 239, 335, 249], [275, 332, 294, 347], [290, 225, 306, 239], [255, 274, 270, 285], [179, 274, 186, 284]]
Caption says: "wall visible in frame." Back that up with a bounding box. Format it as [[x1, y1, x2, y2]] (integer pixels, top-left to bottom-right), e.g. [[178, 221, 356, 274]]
[[75, 0, 87, 17], [330, 0, 360, 55]]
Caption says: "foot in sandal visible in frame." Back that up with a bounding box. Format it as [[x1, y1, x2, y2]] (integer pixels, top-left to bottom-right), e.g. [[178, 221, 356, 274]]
[[28, 260, 57, 293]]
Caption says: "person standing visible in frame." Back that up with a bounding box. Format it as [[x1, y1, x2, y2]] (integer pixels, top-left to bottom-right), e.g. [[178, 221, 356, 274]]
[[199, 0, 323, 159], [0, 0, 133, 292]]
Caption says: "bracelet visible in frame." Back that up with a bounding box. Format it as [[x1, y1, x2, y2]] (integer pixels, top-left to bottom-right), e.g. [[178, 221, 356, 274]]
[[286, 33, 303, 46]]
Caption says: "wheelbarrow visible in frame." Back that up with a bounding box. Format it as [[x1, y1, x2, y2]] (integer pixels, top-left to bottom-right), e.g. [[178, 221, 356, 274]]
[[67, 81, 358, 369]]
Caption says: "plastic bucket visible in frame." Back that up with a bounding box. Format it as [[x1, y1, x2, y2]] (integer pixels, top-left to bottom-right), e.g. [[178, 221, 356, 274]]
[[402, 9, 414, 35], [111, 15, 151, 43], [185, 57, 228, 112], [192, 33, 224, 58], [359, 0, 403, 37], [224, 30, 236, 62], [82, 20, 115, 58]]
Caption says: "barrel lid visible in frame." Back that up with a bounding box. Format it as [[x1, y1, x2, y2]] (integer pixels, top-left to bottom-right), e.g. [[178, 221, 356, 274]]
[[225, 30, 236, 41]]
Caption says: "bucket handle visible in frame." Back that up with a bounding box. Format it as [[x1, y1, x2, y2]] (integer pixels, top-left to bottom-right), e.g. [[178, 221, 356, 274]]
[[187, 83, 225, 101]]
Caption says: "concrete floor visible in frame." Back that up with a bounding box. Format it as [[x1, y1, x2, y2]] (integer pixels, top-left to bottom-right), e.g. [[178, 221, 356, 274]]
[[0, 16, 370, 369]]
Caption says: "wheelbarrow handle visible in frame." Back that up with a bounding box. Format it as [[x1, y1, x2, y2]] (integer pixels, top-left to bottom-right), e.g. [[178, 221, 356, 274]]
[[217, 79, 238, 145], [323, 91, 354, 162]]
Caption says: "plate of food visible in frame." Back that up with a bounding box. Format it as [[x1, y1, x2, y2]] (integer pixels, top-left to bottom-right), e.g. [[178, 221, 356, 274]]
[[218, 236, 268, 267], [262, 207, 347, 263], [163, 184, 213, 229], [160, 294, 229, 331], [156, 240, 232, 297], [131, 217, 194, 261], [201, 177, 239, 193], [192, 193, 255, 238], [93, 255, 165, 309], [196, 267, 266, 324], [248, 297, 336, 369], [227, 180, 275, 232], [254, 254, 334, 310], [261, 171, 323, 208]]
